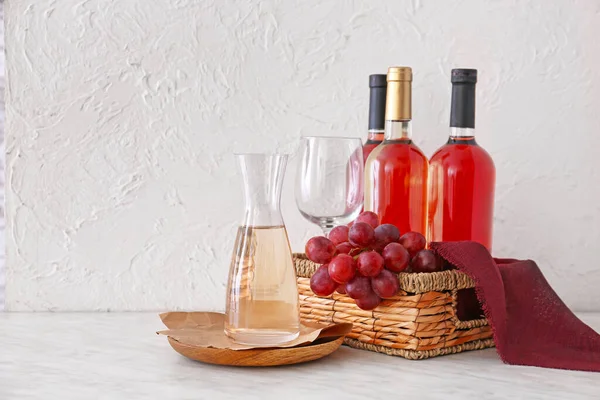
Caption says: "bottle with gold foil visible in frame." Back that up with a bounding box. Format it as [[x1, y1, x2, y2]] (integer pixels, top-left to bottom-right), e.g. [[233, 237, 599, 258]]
[[364, 67, 429, 235]]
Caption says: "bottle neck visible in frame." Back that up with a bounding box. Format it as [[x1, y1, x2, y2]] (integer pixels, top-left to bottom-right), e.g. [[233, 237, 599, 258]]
[[384, 120, 412, 141], [366, 129, 384, 143], [385, 81, 412, 122], [384, 70, 412, 142], [450, 127, 475, 138], [450, 82, 476, 129], [448, 127, 477, 145], [368, 84, 386, 131]]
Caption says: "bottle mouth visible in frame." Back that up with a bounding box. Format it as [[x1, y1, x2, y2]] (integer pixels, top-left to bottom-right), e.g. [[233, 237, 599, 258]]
[[451, 69, 477, 83], [387, 66, 412, 82], [369, 74, 387, 88]]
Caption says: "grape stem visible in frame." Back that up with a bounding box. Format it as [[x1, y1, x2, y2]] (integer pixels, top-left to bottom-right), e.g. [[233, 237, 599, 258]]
[[351, 248, 371, 259]]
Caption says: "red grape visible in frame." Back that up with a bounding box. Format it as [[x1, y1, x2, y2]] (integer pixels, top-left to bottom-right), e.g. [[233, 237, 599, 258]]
[[336, 242, 353, 254], [398, 232, 426, 257], [348, 222, 375, 247], [345, 275, 372, 299], [310, 265, 337, 296], [356, 251, 384, 277], [305, 236, 336, 264], [356, 211, 380, 229], [371, 270, 400, 298], [328, 254, 357, 284], [355, 291, 382, 310], [336, 284, 347, 294], [373, 224, 401, 251], [328, 226, 349, 245], [382, 243, 410, 272], [411, 249, 442, 273]]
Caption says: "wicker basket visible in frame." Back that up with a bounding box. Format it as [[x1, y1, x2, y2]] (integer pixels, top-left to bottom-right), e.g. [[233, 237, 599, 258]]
[[294, 253, 495, 359]]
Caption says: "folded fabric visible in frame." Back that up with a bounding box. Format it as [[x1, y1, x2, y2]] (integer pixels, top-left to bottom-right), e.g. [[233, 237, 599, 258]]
[[431, 241, 600, 372]]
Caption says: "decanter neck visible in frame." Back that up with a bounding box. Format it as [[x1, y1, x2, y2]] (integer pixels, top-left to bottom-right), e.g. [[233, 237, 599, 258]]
[[236, 153, 287, 227]]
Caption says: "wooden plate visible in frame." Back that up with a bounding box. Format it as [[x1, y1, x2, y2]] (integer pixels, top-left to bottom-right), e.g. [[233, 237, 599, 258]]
[[168, 335, 345, 367]]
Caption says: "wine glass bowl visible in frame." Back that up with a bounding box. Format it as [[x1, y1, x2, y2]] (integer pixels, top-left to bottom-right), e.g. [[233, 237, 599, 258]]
[[295, 136, 364, 235]]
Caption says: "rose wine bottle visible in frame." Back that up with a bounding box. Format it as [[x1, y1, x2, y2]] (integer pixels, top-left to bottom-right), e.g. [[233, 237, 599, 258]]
[[428, 69, 496, 250], [362, 74, 386, 162], [364, 67, 428, 235]]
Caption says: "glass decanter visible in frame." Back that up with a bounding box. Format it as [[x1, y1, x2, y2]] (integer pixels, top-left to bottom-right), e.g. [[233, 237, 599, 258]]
[[225, 153, 301, 345]]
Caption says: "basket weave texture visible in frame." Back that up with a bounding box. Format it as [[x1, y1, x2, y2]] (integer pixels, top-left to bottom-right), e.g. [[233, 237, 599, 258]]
[[294, 253, 495, 359]]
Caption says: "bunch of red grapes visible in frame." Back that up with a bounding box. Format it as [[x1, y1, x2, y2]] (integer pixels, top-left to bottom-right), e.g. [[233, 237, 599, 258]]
[[306, 211, 442, 311]]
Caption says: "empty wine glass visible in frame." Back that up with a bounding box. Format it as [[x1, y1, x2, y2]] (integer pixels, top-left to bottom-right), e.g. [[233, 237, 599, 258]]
[[295, 136, 364, 235]]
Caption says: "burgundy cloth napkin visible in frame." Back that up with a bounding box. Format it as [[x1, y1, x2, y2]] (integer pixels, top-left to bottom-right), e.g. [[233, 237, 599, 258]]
[[431, 241, 600, 372]]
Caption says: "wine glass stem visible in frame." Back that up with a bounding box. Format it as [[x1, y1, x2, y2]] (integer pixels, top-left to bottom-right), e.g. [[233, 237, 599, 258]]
[[321, 224, 335, 237]]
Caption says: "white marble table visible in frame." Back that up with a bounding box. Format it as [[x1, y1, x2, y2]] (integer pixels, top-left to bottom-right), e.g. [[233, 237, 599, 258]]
[[1, 313, 599, 399]]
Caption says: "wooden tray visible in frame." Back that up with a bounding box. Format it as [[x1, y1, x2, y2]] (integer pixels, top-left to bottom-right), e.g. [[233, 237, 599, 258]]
[[168, 335, 344, 367]]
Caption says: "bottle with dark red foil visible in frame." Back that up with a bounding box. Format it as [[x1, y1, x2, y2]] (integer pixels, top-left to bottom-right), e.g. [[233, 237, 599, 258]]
[[428, 69, 496, 251], [362, 74, 386, 162]]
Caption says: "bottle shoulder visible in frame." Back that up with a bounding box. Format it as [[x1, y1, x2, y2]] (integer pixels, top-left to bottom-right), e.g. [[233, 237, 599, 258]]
[[367, 140, 428, 167], [430, 142, 494, 167], [379, 139, 427, 154]]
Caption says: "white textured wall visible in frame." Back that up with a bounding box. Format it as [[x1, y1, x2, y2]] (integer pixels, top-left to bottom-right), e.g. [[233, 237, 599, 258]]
[[0, 2, 6, 310], [5, 0, 600, 311]]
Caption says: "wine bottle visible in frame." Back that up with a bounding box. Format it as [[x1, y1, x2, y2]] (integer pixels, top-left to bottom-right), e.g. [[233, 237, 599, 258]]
[[364, 67, 429, 235], [428, 69, 496, 250], [363, 74, 386, 162]]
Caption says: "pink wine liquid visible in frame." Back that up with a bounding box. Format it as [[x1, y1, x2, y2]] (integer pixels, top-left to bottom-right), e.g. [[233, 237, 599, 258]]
[[365, 138, 428, 235], [362, 132, 384, 164], [428, 137, 495, 250]]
